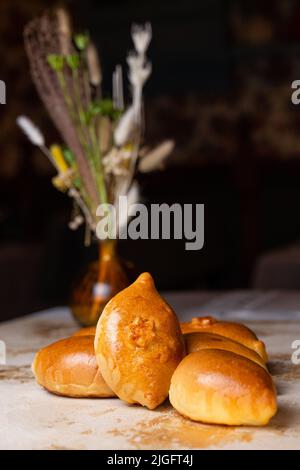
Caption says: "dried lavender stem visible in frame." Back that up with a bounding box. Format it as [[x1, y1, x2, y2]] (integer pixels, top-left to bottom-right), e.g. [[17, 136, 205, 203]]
[[40, 144, 59, 170]]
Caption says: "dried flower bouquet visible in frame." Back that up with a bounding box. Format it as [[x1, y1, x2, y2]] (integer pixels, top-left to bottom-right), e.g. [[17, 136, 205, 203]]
[[17, 8, 174, 244]]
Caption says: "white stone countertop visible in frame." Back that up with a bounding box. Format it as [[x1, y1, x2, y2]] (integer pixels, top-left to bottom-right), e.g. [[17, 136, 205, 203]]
[[0, 290, 300, 450]]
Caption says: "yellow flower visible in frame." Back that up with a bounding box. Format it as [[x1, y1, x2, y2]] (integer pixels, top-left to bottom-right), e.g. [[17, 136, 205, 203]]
[[50, 145, 69, 173]]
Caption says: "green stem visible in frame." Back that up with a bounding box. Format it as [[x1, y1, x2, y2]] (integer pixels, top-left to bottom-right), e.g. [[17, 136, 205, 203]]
[[72, 69, 85, 122], [90, 123, 107, 204], [89, 119, 112, 239], [57, 71, 75, 120]]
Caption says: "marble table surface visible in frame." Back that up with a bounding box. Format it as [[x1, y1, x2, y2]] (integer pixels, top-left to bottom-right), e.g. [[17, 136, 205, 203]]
[[0, 290, 300, 450]]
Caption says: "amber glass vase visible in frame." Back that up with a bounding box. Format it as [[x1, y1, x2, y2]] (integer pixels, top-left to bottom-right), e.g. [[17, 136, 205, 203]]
[[70, 240, 130, 326]]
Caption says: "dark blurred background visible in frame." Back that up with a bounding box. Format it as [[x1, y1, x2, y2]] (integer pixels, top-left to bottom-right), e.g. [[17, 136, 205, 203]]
[[2, 0, 300, 321]]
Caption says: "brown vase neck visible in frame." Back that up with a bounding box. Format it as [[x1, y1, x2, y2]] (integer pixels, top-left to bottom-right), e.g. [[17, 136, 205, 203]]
[[98, 239, 117, 261]]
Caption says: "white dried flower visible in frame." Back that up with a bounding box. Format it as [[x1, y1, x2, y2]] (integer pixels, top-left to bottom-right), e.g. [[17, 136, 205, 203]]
[[87, 43, 102, 87], [118, 181, 140, 232], [138, 140, 175, 173], [127, 53, 143, 72], [102, 148, 118, 174], [114, 106, 136, 146], [69, 215, 84, 230], [131, 23, 152, 55], [128, 54, 152, 88], [112, 65, 124, 110], [126, 23, 152, 123], [99, 117, 111, 153], [16, 116, 45, 147], [56, 8, 72, 56], [103, 147, 131, 176]]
